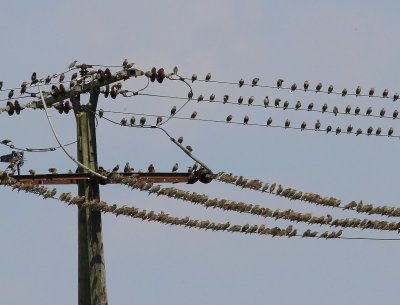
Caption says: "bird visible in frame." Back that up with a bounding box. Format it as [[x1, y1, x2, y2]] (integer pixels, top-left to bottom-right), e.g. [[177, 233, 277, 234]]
[[205, 73, 211, 81], [345, 105, 351, 114], [186, 146, 193, 152], [380, 108, 386, 117], [264, 96, 269, 107], [173, 66, 179, 75], [48, 168, 57, 174], [124, 162, 132, 173], [197, 95, 204, 102], [238, 96, 244, 104], [274, 98, 281, 107], [307, 102, 314, 111], [0, 81, 3, 90], [341, 88, 347, 96], [393, 93, 399, 101], [226, 115, 232, 122], [191, 74, 197, 83], [369, 88, 375, 96], [190, 111, 197, 119], [355, 107, 360, 115], [267, 117, 272, 126], [209, 93, 215, 101], [328, 85, 333, 93], [277, 79, 284, 88], [393, 110, 398, 119], [192, 163, 199, 171], [283, 100, 289, 110], [336, 127, 341, 135], [388, 127, 394, 137], [367, 126, 373, 135], [59, 73, 65, 83], [366, 107, 372, 115], [376, 127, 382, 135], [188, 166, 193, 173], [322, 104, 328, 112], [122, 58, 129, 67], [20, 82, 27, 95], [71, 72, 78, 80], [223, 95, 229, 103], [130, 116, 136, 125], [290, 83, 297, 92], [28, 169, 36, 176], [188, 90, 193, 99], [172, 163, 179, 172], [295, 101, 301, 110], [356, 128, 362, 136], [315, 82, 322, 92], [333, 106, 338, 116], [68, 60, 78, 69], [285, 119, 291, 128], [30, 72, 38, 85], [248, 96, 254, 106], [326, 125, 332, 133], [156, 116, 163, 125], [252, 78, 259, 86], [120, 118, 127, 126], [8, 89, 14, 99], [140, 116, 146, 126], [112, 164, 119, 172], [301, 121, 307, 130], [148, 164, 155, 173], [178, 136, 183, 144], [383, 89, 389, 97], [269, 183, 276, 193], [239, 78, 244, 87], [315, 120, 321, 130], [171, 106, 177, 116], [1, 139, 11, 144], [243, 115, 249, 124], [303, 80, 309, 91], [347, 124, 353, 133], [356, 86, 361, 96]]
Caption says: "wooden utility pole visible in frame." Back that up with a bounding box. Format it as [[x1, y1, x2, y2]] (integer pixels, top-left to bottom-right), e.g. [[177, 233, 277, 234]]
[[75, 90, 108, 305]]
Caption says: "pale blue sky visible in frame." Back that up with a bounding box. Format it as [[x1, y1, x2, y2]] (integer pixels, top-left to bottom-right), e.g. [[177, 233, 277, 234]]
[[1, 1, 400, 305]]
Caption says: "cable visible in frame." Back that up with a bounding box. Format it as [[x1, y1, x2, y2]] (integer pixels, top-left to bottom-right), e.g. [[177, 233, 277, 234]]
[[0, 138, 76, 153], [37, 85, 107, 180]]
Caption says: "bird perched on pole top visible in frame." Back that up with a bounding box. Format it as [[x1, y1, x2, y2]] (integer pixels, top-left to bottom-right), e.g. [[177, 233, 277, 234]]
[[252, 78, 259, 86], [172, 163, 179, 172]]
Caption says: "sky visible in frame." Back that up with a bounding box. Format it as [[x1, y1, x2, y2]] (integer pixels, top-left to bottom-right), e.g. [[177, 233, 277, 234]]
[[0, 1, 400, 305]]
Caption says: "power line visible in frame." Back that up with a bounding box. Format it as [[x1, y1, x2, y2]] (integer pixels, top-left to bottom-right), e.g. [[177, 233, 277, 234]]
[[0, 138, 76, 153]]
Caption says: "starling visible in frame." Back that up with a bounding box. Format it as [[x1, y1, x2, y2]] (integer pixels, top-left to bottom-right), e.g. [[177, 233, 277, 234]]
[[239, 78, 244, 87], [248, 96, 254, 105], [0, 81, 3, 90], [283, 100, 289, 110], [291, 83, 297, 92], [356, 86, 361, 96], [366, 107, 372, 115], [223, 95, 229, 103], [112, 164, 119, 172], [171, 106, 177, 116], [188, 166, 193, 173], [148, 164, 155, 173], [307, 102, 314, 111], [2, 139, 12, 145], [238, 96, 243, 104], [20, 82, 27, 95], [295, 101, 301, 110], [29, 169, 36, 176], [347, 124, 353, 133], [277, 79, 284, 88], [264, 96, 269, 107], [44, 75, 52, 84], [383, 89, 389, 97], [252, 78, 259, 86], [315, 82, 322, 92], [333, 106, 338, 116], [31, 72, 38, 85], [68, 60, 78, 69], [192, 74, 197, 83], [326, 125, 332, 133], [393, 93, 399, 101], [8, 89, 14, 99], [130, 116, 136, 125], [367, 126, 373, 135], [226, 115, 232, 122], [355, 107, 360, 115], [315, 120, 321, 130], [122, 58, 129, 67], [156, 116, 163, 125], [48, 168, 57, 174], [322, 103, 327, 113], [380, 108, 386, 117], [197, 94, 204, 102], [178, 136, 183, 144], [267, 117, 272, 126], [71, 72, 78, 80], [345, 105, 351, 114], [188, 90, 193, 99], [285, 119, 291, 128], [376, 127, 382, 135], [172, 163, 179, 172], [192, 163, 198, 171], [336, 127, 341, 135], [120, 118, 127, 126], [366, 88, 374, 97], [186, 146, 193, 152], [328, 84, 333, 93], [173, 66, 179, 75], [205, 73, 211, 81], [140, 116, 146, 126], [301, 121, 307, 130], [388, 127, 394, 137], [303, 80, 309, 91], [190, 111, 197, 119], [269, 183, 276, 193], [356, 128, 362, 136], [342, 88, 347, 96], [274, 98, 281, 107], [59, 73, 65, 82], [243, 115, 249, 124], [124, 162, 132, 173], [393, 110, 398, 119], [209, 94, 215, 101]]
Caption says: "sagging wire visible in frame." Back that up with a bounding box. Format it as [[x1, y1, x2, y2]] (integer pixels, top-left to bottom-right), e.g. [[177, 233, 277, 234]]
[[109, 173, 400, 233], [0, 138, 76, 153], [37, 85, 107, 180], [214, 172, 400, 218]]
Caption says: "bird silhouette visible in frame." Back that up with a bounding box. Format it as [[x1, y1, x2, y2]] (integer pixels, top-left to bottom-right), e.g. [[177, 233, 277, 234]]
[[383, 89, 389, 97], [188, 91, 193, 99], [112, 164, 119, 172], [29, 169, 36, 176], [277, 79, 284, 88], [336, 127, 341, 135], [252, 78, 259, 86], [190, 112, 197, 119], [124, 162, 132, 173], [315, 82, 322, 92], [156, 116, 163, 125], [8, 89, 14, 99], [290, 83, 297, 92], [120, 118, 127, 126], [333, 106, 338, 116], [148, 164, 155, 173], [366, 107, 372, 115], [345, 105, 351, 114], [295, 101, 302, 110], [388, 127, 394, 137], [0, 81, 3, 90], [239, 78, 244, 87], [376, 127, 382, 135], [20, 82, 27, 95], [347, 124, 353, 133], [31, 72, 38, 85], [173, 66, 179, 75], [301, 121, 307, 130], [380, 108, 386, 117], [283, 100, 289, 110], [186, 146, 193, 152], [210, 93, 215, 101], [356, 128, 362, 136], [307, 102, 314, 111], [356, 86, 361, 96], [368, 88, 375, 96], [238, 96, 243, 104], [191, 74, 197, 82], [355, 107, 360, 115], [285, 119, 291, 128], [269, 183, 276, 193], [264, 96, 269, 107], [248, 96, 254, 106], [243, 115, 249, 124], [328, 85, 333, 93], [322, 104, 327, 113], [326, 125, 332, 133], [130, 116, 136, 125], [172, 163, 179, 172], [226, 115, 232, 122], [48, 168, 57, 174], [68, 60, 78, 69], [140, 116, 146, 126], [394, 93, 399, 101], [342, 88, 347, 96], [367, 126, 373, 135], [303, 80, 309, 91], [205, 73, 211, 81], [197, 95, 204, 102], [393, 110, 398, 119], [267, 117, 272, 126], [315, 120, 321, 130], [274, 98, 281, 107], [171, 106, 177, 116], [223, 95, 229, 103], [178, 136, 183, 144]]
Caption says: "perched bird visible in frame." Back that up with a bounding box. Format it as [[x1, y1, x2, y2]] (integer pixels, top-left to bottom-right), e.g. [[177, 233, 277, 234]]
[[285, 119, 291, 128], [120, 118, 127, 126], [290, 83, 297, 92], [239, 78, 244, 87], [48, 168, 57, 174], [243, 115, 249, 124], [380, 108, 386, 117], [188, 166, 193, 173], [393, 93, 399, 101], [274, 98, 281, 107], [354, 85, 361, 96], [277, 79, 284, 88], [122, 58, 129, 67], [368, 88, 375, 96], [156, 116, 163, 125], [190, 111, 197, 119], [283, 100, 289, 110], [223, 95, 229, 103], [238, 96, 244, 104], [269, 183, 276, 193], [341, 88, 347, 96], [8, 89, 14, 99], [68, 60, 78, 69], [205, 73, 211, 81], [315, 120, 321, 130], [383, 89, 389, 97], [31, 72, 38, 85], [59, 73, 65, 83], [307, 102, 314, 111], [188, 90, 193, 99], [197, 95, 204, 102], [209, 93, 215, 101], [326, 125, 332, 133], [345, 105, 351, 114], [315, 82, 322, 92], [124, 162, 132, 173], [328, 84, 334, 93], [388, 127, 394, 137], [333, 106, 338, 116], [140, 116, 146, 126], [0, 81, 3, 90], [71, 72, 78, 80], [248, 96, 254, 106], [355, 107, 360, 115], [148, 164, 155, 173], [20, 82, 27, 95], [301, 121, 307, 130], [130, 116, 136, 125], [295, 101, 302, 110], [178, 136, 183, 144], [393, 110, 398, 119], [267, 117, 272, 126], [366, 107, 372, 115], [1, 139, 12, 144], [172, 163, 179, 172], [356, 128, 362, 136], [173, 66, 179, 75], [28, 169, 36, 176], [171, 106, 177, 116], [303, 80, 309, 91], [252, 78, 259, 86], [226, 115, 232, 122], [347, 124, 353, 133], [112, 164, 119, 172], [191, 74, 197, 83], [186, 145, 193, 152], [336, 127, 341, 135], [192, 163, 198, 171], [367, 126, 373, 135], [264, 96, 269, 107]]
